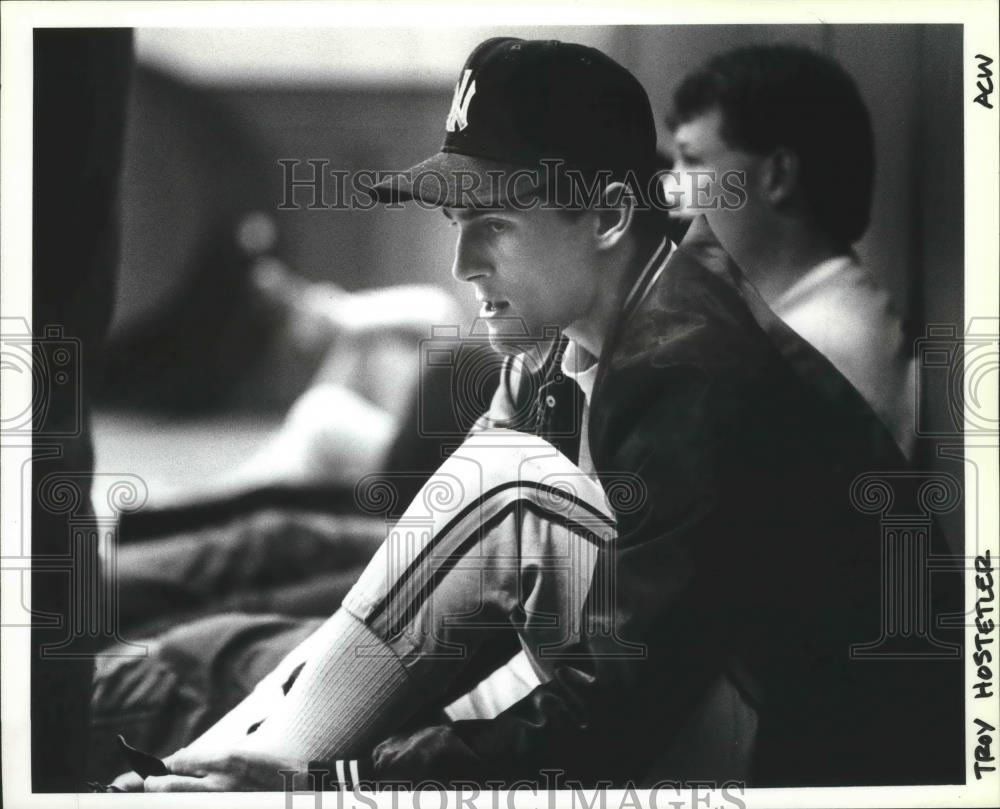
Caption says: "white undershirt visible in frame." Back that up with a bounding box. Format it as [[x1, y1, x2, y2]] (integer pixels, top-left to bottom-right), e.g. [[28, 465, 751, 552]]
[[770, 253, 915, 458], [560, 338, 600, 478]]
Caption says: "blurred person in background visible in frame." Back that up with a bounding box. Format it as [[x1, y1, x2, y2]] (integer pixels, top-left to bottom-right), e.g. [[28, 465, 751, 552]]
[[105, 203, 463, 506], [96, 216, 483, 634], [97, 61, 467, 510], [667, 44, 916, 457]]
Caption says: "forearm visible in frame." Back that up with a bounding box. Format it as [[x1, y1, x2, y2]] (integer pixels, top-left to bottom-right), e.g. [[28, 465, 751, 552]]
[[182, 615, 335, 754], [112, 609, 422, 792], [236, 608, 419, 763]]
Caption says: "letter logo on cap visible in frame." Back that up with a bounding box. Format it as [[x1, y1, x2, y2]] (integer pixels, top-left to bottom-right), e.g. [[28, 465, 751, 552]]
[[446, 69, 476, 133]]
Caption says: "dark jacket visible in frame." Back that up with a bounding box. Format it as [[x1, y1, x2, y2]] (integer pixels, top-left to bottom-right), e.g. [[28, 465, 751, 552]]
[[360, 217, 963, 788]]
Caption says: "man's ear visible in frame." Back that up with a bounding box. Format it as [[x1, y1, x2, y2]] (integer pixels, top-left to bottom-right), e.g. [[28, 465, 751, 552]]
[[594, 181, 634, 250], [762, 147, 800, 206]]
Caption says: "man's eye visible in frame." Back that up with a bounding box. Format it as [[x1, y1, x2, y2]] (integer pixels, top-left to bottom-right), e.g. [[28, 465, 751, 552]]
[[487, 221, 508, 234]]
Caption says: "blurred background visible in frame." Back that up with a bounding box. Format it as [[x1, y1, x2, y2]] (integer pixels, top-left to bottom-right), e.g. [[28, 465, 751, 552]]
[[90, 25, 964, 542]]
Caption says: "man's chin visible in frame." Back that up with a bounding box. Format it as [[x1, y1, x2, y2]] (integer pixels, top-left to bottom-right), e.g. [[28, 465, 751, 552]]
[[485, 329, 524, 351], [482, 319, 555, 360], [478, 314, 526, 345]]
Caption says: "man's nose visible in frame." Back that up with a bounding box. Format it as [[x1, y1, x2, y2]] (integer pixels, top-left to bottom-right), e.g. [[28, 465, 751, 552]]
[[450, 230, 490, 283]]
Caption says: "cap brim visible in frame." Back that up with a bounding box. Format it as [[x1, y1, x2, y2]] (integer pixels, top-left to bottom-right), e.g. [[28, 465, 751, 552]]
[[371, 151, 544, 208]]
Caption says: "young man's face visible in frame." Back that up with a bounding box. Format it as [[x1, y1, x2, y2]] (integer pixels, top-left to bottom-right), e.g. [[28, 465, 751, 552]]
[[443, 203, 600, 351], [671, 107, 774, 267]]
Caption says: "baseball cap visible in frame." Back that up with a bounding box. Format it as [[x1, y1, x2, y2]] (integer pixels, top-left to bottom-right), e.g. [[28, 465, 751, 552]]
[[371, 37, 657, 208]]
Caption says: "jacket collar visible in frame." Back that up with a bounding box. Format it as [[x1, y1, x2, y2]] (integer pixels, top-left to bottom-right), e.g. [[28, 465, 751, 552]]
[[620, 236, 674, 322]]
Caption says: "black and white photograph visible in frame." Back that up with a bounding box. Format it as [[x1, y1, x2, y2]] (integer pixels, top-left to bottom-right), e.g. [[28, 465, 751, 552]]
[[1, 2, 998, 807]]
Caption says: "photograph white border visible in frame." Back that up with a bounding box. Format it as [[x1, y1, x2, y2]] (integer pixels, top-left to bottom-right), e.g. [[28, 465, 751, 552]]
[[2, 2, 997, 807]]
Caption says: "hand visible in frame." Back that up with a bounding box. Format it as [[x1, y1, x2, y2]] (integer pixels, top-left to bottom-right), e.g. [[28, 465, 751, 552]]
[[109, 769, 145, 792], [142, 747, 308, 792]]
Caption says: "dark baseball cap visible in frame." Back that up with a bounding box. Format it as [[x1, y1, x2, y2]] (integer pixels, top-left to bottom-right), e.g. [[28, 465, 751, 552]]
[[371, 37, 657, 208]]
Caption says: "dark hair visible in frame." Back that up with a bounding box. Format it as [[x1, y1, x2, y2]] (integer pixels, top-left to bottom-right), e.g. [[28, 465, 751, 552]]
[[670, 44, 875, 246]]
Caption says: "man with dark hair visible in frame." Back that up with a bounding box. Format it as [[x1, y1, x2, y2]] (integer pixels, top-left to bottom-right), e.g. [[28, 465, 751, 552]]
[[109, 37, 959, 792], [669, 44, 915, 456]]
